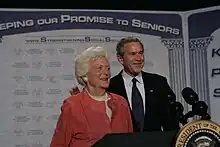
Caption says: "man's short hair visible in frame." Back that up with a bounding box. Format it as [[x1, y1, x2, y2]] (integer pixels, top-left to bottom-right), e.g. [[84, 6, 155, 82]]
[[116, 36, 144, 56]]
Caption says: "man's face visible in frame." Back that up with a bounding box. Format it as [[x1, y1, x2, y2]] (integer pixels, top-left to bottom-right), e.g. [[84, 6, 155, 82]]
[[87, 57, 110, 89], [117, 42, 144, 77]]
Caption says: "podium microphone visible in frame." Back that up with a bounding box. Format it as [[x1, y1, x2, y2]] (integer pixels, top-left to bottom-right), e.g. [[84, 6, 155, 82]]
[[181, 87, 199, 105], [167, 90, 176, 104], [171, 101, 186, 124], [167, 92, 185, 124], [181, 87, 211, 121]]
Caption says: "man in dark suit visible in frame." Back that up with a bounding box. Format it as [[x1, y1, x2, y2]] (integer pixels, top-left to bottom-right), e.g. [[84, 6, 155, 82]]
[[108, 36, 179, 132]]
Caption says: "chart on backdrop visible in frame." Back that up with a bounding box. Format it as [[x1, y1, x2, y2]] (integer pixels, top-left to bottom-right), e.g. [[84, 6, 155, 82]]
[[0, 28, 171, 147]]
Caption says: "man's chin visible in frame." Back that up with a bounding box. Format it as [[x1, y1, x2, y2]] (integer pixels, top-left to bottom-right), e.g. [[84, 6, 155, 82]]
[[134, 69, 142, 74], [101, 84, 109, 89]]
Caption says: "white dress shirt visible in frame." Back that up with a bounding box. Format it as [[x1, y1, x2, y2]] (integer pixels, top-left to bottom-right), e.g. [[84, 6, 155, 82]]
[[122, 71, 146, 113]]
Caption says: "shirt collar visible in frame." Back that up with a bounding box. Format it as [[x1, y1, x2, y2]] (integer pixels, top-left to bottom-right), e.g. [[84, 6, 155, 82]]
[[122, 70, 143, 85]]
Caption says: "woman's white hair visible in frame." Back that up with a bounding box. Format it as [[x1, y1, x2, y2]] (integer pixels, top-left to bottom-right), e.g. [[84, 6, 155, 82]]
[[75, 46, 108, 87]]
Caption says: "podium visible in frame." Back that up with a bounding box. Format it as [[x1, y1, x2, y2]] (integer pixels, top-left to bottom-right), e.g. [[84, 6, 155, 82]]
[[92, 130, 178, 147], [93, 120, 220, 147]]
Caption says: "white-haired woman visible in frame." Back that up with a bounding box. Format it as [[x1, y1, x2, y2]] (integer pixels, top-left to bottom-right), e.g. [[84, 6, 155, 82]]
[[50, 46, 133, 147]]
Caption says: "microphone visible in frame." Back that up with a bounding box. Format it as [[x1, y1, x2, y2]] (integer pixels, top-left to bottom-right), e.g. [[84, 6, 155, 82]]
[[181, 87, 211, 121], [192, 101, 208, 115], [168, 90, 176, 104], [168, 91, 185, 125], [181, 87, 199, 105], [193, 101, 210, 120]]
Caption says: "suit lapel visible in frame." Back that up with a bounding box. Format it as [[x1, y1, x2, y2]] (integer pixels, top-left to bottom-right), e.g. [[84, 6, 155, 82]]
[[141, 72, 151, 117], [141, 71, 151, 92]]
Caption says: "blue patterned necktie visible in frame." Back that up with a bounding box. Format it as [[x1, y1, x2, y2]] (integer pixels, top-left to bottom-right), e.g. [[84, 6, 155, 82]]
[[131, 78, 144, 131]]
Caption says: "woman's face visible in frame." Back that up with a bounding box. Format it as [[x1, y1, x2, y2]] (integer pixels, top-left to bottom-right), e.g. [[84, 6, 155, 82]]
[[87, 57, 110, 89]]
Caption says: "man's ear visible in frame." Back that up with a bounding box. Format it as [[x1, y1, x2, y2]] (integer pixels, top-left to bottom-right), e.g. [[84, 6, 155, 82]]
[[117, 55, 124, 65]]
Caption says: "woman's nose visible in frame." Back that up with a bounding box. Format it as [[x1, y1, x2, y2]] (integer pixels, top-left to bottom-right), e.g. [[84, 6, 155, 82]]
[[103, 69, 110, 75]]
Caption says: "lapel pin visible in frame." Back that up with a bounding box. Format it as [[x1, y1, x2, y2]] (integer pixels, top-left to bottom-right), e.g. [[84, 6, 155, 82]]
[[149, 90, 154, 92]]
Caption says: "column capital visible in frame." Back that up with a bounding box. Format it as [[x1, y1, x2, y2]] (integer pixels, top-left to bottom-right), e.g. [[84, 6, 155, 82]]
[[161, 38, 184, 50], [189, 36, 213, 49]]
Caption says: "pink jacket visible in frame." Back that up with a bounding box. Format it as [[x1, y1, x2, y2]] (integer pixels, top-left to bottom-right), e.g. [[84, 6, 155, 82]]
[[50, 91, 133, 147]]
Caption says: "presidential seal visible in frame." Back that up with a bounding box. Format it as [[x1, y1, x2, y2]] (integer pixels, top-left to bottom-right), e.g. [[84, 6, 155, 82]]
[[175, 120, 220, 147]]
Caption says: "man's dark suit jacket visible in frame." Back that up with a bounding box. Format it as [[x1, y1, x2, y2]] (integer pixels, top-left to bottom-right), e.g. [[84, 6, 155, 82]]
[[108, 71, 180, 132]]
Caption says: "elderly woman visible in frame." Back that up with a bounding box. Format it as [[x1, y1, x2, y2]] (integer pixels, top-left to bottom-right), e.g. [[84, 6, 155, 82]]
[[50, 46, 133, 147]]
